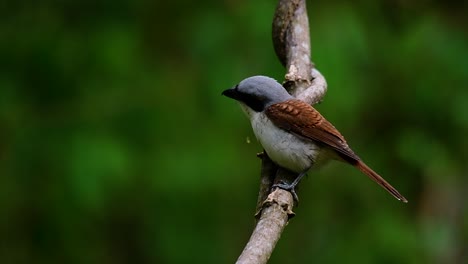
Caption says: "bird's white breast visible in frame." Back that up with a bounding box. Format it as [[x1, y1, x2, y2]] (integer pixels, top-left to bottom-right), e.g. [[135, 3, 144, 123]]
[[249, 111, 322, 173]]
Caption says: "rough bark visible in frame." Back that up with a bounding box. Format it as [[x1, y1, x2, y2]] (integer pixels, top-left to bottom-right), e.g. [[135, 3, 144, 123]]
[[236, 190, 294, 264]]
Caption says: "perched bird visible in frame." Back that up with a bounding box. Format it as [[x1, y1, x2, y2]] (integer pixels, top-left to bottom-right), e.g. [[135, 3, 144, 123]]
[[222, 75, 407, 203]]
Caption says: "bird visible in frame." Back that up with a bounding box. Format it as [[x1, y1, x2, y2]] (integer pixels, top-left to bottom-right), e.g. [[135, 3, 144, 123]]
[[222, 75, 407, 203]]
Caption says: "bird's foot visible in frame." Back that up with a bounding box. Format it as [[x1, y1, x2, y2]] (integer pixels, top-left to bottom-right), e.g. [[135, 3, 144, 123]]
[[272, 180, 300, 203], [271, 170, 308, 204]]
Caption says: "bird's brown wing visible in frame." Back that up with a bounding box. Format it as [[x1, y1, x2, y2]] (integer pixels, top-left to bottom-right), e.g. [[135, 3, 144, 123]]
[[265, 99, 360, 162], [265, 99, 408, 203]]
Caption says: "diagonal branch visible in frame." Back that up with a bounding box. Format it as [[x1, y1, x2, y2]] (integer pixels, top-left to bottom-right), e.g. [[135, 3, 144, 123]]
[[236, 0, 328, 263]]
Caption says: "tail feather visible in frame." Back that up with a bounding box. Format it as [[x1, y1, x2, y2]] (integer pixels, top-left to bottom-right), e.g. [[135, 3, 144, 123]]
[[355, 160, 408, 203]]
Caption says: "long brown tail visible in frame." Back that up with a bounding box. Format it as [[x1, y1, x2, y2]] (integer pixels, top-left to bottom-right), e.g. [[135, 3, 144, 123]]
[[355, 160, 408, 203]]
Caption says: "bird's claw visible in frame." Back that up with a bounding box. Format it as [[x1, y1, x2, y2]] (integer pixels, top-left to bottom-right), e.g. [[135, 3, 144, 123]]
[[272, 181, 299, 204]]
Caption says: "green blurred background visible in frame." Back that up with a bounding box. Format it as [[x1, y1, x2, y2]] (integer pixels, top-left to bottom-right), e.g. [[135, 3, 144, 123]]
[[1, 0, 467, 263]]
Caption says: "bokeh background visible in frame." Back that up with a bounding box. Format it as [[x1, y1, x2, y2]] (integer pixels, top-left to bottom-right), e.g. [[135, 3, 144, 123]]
[[1, 0, 467, 263]]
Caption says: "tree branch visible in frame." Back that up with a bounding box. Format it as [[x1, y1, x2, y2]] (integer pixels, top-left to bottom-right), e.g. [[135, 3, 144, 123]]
[[237, 190, 294, 264], [273, 0, 327, 104], [236, 0, 328, 263]]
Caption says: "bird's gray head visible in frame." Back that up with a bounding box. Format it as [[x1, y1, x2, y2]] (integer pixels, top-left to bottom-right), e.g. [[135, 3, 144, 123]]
[[222, 76, 292, 112]]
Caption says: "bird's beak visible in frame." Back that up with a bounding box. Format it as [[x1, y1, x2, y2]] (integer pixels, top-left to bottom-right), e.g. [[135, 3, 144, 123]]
[[221, 86, 241, 100]]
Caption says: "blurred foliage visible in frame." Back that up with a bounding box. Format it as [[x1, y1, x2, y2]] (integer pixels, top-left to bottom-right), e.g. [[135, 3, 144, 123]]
[[1, 0, 467, 263]]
